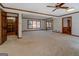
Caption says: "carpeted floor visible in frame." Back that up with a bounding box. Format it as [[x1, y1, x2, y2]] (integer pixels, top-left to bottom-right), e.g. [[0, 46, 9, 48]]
[[0, 31, 79, 56]]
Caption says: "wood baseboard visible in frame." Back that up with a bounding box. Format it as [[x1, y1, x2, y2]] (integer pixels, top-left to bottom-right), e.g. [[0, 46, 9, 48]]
[[52, 31, 79, 37], [71, 34, 79, 37]]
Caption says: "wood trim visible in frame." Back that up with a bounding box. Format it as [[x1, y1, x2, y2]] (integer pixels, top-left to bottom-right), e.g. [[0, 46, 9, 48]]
[[71, 34, 79, 37], [6, 12, 18, 15], [6, 14, 19, 38], [6, 16, 18, 17], [53, 31, 79, 37]]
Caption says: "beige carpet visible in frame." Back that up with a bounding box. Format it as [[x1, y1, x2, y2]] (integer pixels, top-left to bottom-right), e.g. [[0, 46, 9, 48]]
[[0, 31, 79, 56]]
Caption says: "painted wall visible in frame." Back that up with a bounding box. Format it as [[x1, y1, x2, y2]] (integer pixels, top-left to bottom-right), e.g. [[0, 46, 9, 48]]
[[18, 13, 22, 38], [53, 17, 62, 32], [61, 13, 79, 36], [3, 6, 79, 36], [22, 19, 28, 31], [3, 8, 53, 37], [53, 13, 79, 36]]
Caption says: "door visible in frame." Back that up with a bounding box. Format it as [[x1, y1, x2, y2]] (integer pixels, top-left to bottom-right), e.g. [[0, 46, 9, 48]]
[[62, 16, 72, 35], [7, 17, 18, 35], [1, 11, 7, 44]]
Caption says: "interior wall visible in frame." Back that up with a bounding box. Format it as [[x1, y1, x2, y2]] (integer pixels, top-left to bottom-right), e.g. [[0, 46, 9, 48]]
[[22, 19, 28, 31], [18, 13, 22, 38], [53, 17, 62, 32], [3, 6, 79, 36], [3, 8, 53, 37], [61, 13, 79, 36], [3, 8, 23, 38], [53, 13, 79, 36]]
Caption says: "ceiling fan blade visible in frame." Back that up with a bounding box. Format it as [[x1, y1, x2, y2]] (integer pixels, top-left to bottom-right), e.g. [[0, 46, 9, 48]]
[[60, 7, 69, 9], [47, 6, 56, 8], [52, 9, 56, 12], [59, 3, 65, 7]]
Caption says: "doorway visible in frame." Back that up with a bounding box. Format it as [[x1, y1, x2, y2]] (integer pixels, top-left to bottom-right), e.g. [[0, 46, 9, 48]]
[[62, 16, 72, 35], [7, 17, 18, 35], [0, 10, 19, 44]]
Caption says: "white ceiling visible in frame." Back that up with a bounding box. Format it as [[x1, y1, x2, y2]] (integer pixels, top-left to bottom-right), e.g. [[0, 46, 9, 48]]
[[2, 3, 79, 18]]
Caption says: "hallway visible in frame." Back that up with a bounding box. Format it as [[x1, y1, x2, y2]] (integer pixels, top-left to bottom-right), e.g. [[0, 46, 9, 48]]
[[0, 31, 79, 56]]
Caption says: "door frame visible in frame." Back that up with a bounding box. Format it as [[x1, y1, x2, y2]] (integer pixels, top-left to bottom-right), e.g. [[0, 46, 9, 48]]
[[6, 12, 19, 37], [62, 16, 72, 35]]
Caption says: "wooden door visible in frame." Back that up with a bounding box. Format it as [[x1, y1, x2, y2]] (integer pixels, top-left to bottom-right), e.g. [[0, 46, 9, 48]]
[[1, 11, 7, 43], [1, 10, 7, 44], [62, 16, 72, 35]]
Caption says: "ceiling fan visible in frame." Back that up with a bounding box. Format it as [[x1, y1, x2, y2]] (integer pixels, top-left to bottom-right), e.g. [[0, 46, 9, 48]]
[[47, 3, 69, 12]]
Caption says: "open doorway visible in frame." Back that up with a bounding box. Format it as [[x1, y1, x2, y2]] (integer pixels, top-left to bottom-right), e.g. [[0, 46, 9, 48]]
[[6, 12, 19, 37], [62, 16, 72, 35], [0, 10, 19, 44], [7, 16, 18, 35]]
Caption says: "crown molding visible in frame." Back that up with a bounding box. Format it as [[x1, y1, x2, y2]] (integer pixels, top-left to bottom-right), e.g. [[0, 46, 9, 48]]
[[0, 3, 59, 17], [1, 3, 79, 17], [0, 3, 5, 8]]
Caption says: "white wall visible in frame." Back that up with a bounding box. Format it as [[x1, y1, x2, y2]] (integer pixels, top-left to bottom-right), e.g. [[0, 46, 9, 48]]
[[53, 13, 79, 36], [18, 13, 22, 38], [53, 17, 62, 32], [3, 6, 79, 36], [61, 13, 79, 36], [22, 19, 28, 31]]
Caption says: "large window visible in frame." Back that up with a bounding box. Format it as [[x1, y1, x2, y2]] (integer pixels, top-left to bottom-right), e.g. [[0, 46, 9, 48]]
[[37, 21, 40, 28], [47, 21, 52, 29], [28, 20, 33, 28], [28, 20, 40, 29]]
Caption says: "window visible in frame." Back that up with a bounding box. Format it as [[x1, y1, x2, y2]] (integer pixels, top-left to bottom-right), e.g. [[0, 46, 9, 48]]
[[28, 20, 40, 29], [47, 21, 51, 28], [37, 21, 40, 28], [28, 20, 33, 28], [33, 21, 37, 28]]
